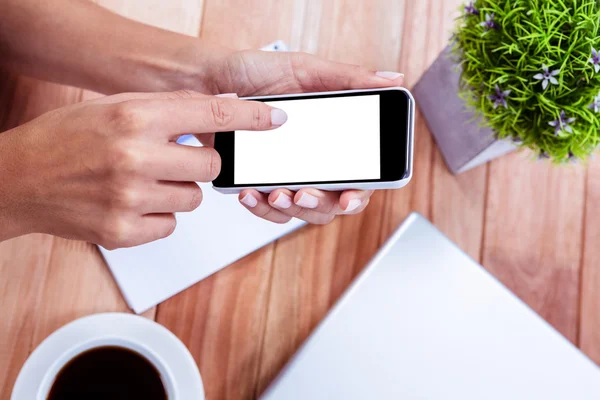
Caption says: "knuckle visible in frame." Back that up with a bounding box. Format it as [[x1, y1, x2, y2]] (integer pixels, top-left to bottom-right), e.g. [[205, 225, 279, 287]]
[[106, 140, 142, 175], [291, 207, 308, 219], [251, 104, 268, 130], [99, 215, 132, 249], [203, 148, 221, 180], [115, 187, 141, 209], [158, 215, 177, 239], [310, 194, 338, 215], [256, 207, 274, 220], [324, 200, 338, 215], [208, 98, 234, 128], [107, 101, 149, 134], [290, 51, 312, 68]]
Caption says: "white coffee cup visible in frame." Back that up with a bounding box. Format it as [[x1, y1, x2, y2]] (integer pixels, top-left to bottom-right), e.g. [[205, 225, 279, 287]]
[[37, 336, 177, 399], [12, 313, 203, 400]]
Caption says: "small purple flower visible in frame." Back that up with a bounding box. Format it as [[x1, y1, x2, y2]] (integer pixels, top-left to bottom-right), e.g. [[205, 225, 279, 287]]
[[488, 84, 511, 109], [464, 2, 480, 15], [568, 151, 578, 164], [589, 48, 600, 73], [538, 151, 550, 160], [589, 92, 600, 113], [548, 111, 576, 136], [533, 64, 560, 90], [480, 13, 499, 31]]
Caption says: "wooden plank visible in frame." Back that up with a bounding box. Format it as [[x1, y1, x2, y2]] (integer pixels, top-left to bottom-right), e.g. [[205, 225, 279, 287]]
[[94, 0, 203, 34], [256, 0, 422, 395], [482, 153, 586, 343], [30, 239, 131, 346], [154, 2, 304, 400], [431, 162, 487, 261], [199, 0, 306, 49], [0, 234, 54, 396], [156, 248, 275, 400], [379, 0, 441, 240], [580, 157, 600, 364], [428, 0, 487, 262]]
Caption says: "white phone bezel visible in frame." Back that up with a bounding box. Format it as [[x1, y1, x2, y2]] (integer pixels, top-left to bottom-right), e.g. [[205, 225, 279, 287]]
[[212, 87, 415, 194]]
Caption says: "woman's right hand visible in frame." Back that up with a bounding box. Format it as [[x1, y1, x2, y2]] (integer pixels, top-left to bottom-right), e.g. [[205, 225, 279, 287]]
[[0, 90, 286, 249]]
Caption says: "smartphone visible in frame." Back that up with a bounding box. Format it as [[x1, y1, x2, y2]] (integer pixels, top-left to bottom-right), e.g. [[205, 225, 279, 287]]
[[212, 87, 415, 194]]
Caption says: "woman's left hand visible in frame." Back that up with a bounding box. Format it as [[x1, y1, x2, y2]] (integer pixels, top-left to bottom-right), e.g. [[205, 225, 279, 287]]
[[202, 50, 404, 224]]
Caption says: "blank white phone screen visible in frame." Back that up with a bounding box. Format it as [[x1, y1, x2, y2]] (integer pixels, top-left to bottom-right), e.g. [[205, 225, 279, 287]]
[[234, 95, 381, 184]]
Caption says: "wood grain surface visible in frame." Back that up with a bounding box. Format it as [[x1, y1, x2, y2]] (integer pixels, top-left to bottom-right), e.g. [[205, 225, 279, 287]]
[[482, 155, 587, 343], [581, 158, 600, 362], [1, 1, 599, 399]]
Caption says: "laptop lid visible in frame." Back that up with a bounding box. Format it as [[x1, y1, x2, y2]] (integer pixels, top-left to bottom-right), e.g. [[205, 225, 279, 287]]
[[260, 213, 600, 399]]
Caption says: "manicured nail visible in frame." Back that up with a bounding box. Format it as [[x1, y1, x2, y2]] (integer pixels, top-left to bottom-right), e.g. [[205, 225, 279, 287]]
[[375, 71, 404, 80], [272, 193, 293, 209], [271, 108, 288, 126], [240, 193, 258, 208], [344, 199, 362, 213], [216, 93, 238, 98], [296, 193, 318, 209]]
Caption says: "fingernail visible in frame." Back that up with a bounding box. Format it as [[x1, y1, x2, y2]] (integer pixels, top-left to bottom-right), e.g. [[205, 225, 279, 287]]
[[375, 71, 404, 80], [296, 193, 318, 209], [272, 193, 293, 209], [344, 199, 362, 213], [216, 93, 238, 98], [240, 193, 258, 208], [271, 108, 288, 126]]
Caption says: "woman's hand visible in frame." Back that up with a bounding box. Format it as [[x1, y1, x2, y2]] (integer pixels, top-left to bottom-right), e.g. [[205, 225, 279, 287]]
[[0, 91, 286, 247], [201, 50, 403, 224], [204, 50, 404, 98]]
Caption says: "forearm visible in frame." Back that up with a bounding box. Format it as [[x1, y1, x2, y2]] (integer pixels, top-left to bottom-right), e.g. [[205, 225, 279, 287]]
[[0, 0, 230, 94]]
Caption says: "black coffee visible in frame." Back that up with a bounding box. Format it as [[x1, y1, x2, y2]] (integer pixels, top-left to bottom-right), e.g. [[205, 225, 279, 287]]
[[47, 346, 167, 400]]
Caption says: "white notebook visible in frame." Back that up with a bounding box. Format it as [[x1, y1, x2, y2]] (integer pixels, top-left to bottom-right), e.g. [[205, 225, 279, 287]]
[[261, 213, 600, 399]]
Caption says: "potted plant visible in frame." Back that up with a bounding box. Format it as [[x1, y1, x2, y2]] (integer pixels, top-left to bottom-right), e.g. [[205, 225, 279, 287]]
[[414, 0, 600, 173]]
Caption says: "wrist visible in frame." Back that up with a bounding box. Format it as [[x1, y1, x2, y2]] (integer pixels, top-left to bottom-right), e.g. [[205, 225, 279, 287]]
[[112, 33, 232, 95], [78, 1, 235, 95], [0, 129, 34, 241]]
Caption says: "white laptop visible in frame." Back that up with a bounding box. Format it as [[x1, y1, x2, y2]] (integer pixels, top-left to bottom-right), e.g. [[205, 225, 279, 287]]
[[260, 213, 600, 399]]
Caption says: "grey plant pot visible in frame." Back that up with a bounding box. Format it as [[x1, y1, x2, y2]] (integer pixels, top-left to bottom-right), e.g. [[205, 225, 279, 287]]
[[413, 46, 517, 174]]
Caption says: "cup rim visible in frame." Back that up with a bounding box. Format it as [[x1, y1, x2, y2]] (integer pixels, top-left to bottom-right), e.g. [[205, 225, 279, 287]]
[[37, 336, 177, 399]]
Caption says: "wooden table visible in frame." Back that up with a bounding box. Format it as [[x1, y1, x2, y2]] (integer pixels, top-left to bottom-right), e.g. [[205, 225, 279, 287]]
[[1, 1, 599, 399]]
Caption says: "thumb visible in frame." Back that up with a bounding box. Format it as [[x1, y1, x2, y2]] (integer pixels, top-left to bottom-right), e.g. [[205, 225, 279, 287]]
[[291, 53, 404, 92]]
